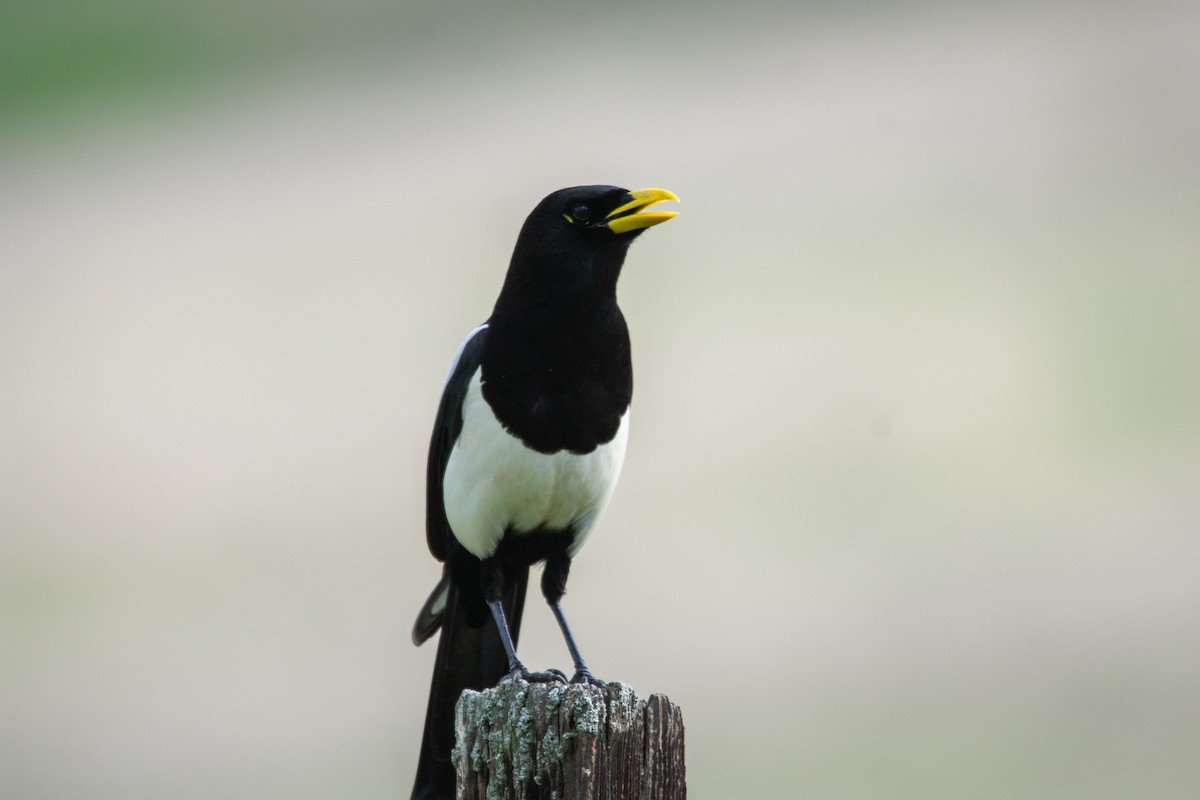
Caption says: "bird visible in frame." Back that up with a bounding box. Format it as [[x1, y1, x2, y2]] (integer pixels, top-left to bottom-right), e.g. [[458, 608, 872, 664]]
[[409, 185, 678, 800]]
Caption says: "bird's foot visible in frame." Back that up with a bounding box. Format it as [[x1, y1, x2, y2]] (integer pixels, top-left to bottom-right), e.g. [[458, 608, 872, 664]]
[[569, 667, 607, 687], [503, 665, 568, 685]]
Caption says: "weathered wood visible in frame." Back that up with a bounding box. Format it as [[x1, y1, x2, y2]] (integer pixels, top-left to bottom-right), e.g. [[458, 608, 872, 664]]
[[454, 681, 685, 800]]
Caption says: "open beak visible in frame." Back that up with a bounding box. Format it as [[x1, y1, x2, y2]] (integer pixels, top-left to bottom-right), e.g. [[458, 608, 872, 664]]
[[605, 188, 680, 234]]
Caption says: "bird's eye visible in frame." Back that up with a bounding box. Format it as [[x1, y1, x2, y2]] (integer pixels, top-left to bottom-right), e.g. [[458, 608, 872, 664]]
[[571, 204, 592, 223]]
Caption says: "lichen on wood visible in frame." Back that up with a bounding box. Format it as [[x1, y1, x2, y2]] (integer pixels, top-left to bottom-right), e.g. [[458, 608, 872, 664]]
[[454, 680, 685, 800]]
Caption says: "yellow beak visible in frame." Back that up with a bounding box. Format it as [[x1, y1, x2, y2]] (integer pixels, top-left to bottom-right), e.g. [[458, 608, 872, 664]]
[[604, 188, 680, 234]]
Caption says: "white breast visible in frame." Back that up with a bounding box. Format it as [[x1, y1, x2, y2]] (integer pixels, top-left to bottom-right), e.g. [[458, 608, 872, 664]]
[[442, 369, 629, 560]]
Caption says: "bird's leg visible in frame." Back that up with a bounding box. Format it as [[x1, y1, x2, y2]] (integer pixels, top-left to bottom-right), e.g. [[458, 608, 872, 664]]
[[543, 553, 606, 686], [549, 600, 606, 686], [483, 560, 565, 685]]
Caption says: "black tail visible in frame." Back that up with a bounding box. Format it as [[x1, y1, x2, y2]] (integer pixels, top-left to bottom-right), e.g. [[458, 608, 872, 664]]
[[411, 567, 528, 800]]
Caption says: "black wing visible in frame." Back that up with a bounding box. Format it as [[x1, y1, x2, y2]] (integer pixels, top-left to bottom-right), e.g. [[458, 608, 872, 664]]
[[413, 324, 534, 799], [425, 323, 488, 561]]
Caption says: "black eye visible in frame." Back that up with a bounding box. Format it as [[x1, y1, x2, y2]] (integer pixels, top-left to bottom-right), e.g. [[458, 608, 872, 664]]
[[571, 204, 592, 222]]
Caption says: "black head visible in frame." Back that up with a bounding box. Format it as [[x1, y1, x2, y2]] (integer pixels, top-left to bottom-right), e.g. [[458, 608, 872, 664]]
[[495, 185, 678, 312]]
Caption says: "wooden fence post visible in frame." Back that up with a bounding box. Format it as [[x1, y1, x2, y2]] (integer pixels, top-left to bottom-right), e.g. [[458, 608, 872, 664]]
[[454, 681, 685, 799]]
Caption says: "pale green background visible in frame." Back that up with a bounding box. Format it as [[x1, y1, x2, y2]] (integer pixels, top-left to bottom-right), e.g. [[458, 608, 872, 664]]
[[3, 2, 1198, 798]]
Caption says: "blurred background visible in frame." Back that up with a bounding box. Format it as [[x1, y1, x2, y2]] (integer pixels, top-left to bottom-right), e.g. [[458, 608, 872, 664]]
[[3, 1, 1198, 798]]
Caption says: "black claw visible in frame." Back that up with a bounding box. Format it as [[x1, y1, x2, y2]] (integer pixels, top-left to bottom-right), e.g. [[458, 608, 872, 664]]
[[503, 665, 568, 685], [569, 668, 606, 687], [527, 669, 568, 684]]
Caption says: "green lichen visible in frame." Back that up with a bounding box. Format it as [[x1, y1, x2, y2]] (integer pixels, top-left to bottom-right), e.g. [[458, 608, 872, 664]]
[[606, 681, 638, 734], [456, 680, 649, 799], [510, 694, 534, 788], [471, 736, 485, 773], [569, 685, 603, 735], [540, 726, 565, 764], [543, 683, 564, 714]]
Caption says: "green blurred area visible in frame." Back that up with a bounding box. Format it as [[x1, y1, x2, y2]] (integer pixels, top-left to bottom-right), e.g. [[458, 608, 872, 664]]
[[1, 0, 398, 116], [0, 0, 686, 124]]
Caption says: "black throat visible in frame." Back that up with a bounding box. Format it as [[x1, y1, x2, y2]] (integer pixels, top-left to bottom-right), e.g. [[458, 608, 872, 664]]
[[480, 246, 633, 455]]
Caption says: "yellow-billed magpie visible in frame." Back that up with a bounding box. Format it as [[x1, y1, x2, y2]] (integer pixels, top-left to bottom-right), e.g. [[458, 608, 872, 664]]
[[410, 185, 678, 800]]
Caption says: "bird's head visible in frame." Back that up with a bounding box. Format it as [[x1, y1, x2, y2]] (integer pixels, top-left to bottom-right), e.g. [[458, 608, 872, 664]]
[[499, 185, 679, 308], [548, 184, 679, 236]]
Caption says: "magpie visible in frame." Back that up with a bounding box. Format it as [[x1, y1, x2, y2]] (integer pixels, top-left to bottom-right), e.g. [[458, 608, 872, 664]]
[[409, 185, 678, 800]]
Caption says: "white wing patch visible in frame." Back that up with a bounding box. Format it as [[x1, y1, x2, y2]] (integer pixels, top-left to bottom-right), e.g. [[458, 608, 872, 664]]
[[442, 369, 629, 560], [442, 323, 488, 389]]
